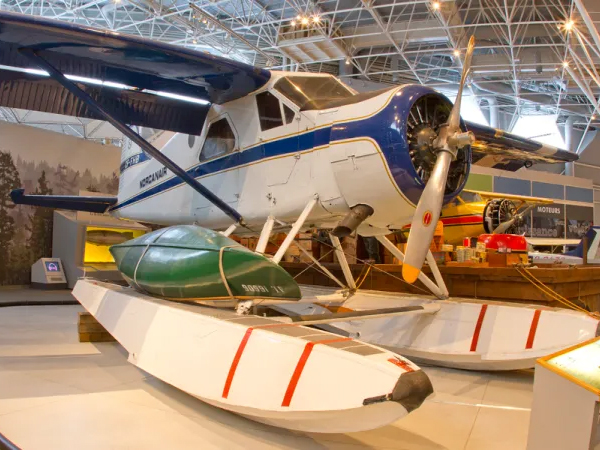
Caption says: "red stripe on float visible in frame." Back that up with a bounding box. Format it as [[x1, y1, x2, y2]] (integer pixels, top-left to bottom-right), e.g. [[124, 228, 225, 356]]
[[281, 337, 352, 407], [470, 304, 488, 352], [526, 310, 542, 349], [222, 328, 254, 398]]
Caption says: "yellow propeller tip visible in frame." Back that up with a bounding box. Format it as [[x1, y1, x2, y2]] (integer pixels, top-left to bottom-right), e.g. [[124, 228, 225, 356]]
[[402, 264, 420, 284]]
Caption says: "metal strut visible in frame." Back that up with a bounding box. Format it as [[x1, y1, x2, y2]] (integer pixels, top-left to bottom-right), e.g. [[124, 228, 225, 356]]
[[376, 235, 448, 299], [19, 47, 245, 226]]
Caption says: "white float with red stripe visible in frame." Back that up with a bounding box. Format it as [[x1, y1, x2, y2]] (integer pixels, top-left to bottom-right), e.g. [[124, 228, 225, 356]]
[[72, 279, 434, 433], [295, 288, 600, 371]]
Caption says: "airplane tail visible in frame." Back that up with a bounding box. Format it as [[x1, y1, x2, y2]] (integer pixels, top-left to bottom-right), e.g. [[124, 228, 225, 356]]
[[565, 226, 599, 257]]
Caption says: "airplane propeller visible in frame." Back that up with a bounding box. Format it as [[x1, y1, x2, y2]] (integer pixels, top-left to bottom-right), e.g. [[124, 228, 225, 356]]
[[492, 204, 536, 235], [402, 36, 476, 284]]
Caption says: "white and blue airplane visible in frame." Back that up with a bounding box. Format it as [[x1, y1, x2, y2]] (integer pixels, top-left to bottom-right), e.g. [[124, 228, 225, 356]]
[[1, 12, 577, 286], [2, 13, 598, 433]]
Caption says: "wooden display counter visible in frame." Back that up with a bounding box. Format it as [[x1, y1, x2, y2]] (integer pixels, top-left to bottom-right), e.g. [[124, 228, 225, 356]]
[[281, 262, 600, 311]]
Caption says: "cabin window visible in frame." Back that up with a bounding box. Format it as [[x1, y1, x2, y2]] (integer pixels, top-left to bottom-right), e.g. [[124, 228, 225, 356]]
[[199, 118, 236, 162], [256, 91, 284, 131], [283, 103, 295, 124]]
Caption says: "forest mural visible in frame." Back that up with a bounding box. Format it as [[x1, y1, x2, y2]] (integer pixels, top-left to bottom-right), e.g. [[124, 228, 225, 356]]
[[0, 123, 120, 285]]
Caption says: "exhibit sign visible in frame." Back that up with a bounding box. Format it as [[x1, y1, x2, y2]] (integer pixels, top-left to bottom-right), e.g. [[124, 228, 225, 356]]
[[530, 204, 565, 239]]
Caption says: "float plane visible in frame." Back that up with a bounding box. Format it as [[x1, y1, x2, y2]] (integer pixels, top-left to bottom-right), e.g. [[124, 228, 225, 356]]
[[1, 12, 598, 432]]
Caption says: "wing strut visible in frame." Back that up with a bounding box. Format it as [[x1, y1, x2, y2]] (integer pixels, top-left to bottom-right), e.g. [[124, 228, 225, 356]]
[[19, 48, 245, 226]]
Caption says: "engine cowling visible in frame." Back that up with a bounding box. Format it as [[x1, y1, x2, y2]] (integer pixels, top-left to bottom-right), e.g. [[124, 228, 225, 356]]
[[483, 198, 519, 234]]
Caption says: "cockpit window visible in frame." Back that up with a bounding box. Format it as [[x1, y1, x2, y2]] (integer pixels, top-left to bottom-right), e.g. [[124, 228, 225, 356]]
[[256, 91, 284, 131], [274, 76, 354, 111]]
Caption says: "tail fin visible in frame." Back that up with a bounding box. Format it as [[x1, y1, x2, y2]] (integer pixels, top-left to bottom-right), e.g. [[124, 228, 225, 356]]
[[565, 227, 599, 257]]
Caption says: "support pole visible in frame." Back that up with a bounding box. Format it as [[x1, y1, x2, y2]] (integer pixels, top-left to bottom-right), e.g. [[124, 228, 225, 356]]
[[20, 48, 245, 225], [329, 234, 357, 290], [291, 241, 347, 289], [375, 235, 447, 299], [425, 250, 449, 297], [220, 224, 237, 237], [256, 216, 275, 254], [272, 197, 317, 263]]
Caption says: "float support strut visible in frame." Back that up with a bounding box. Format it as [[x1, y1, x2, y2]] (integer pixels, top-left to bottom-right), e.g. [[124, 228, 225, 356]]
[[375, 236, 448, 299], [329, 234, 357, 290], [272, 197, 317, 263]]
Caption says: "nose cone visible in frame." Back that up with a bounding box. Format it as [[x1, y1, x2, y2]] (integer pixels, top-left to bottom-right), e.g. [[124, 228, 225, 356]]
[[363, 368, 434, 413], [391, 369, 434, 413]]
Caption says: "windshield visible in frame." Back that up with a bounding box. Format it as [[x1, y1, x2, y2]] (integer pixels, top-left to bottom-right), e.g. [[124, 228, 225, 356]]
[[274, 76, 355, 111], [460, 191, 483, 203]]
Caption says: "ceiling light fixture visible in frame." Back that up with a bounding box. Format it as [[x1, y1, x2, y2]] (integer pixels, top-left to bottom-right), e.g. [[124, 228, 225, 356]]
[[432, 1, 441, 10], [593, 115, 597, 120], [453, 49, 460, 57], [291, 20, 296, 26], [565, 20, 575, 31], [301, 16, 309, 25], [296, 15, 301, 20], [563, 61, 569, 68], [345, 57, 351, 65], [313, 16, 321, 23]]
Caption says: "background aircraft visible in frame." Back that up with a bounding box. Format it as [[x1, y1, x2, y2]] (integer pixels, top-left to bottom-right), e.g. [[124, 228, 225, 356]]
[[0, 11, 577, 284]]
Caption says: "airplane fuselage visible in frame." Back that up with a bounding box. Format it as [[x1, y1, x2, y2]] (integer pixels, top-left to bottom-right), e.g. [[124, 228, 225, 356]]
[[110, 72, 465, 235]]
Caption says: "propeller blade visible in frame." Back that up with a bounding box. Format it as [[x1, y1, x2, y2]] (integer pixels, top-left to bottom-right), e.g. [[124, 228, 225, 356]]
[[402, 36, 476, 284], [402, 151, 452, 283], [448, 35, 475, 134], [492, 204, 536, 234]]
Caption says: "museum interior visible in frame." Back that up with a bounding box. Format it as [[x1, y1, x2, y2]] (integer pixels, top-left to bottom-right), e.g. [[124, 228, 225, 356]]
[[1, 0, 600, 449]]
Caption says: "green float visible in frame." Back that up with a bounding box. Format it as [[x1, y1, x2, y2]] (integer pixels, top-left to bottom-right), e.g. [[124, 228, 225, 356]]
[[110, 225, 301, 301]]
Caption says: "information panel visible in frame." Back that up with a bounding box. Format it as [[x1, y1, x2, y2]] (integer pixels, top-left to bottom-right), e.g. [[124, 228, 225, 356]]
[[544, 338, 600, 392]]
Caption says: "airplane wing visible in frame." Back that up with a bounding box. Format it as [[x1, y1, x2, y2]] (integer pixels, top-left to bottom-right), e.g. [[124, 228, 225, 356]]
[[0, 11, 270, 135], [462, 189, 555, 205], [466, 122, 577, 171]]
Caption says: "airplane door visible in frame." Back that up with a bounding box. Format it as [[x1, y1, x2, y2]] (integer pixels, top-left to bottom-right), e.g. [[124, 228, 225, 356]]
[[259, 93, 305, 187], [192, 115, 241, 223]]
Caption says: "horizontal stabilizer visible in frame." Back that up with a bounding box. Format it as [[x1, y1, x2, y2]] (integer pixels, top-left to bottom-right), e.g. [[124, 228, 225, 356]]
[[10, 189, 117, 213], [467, 122, 577, 171]]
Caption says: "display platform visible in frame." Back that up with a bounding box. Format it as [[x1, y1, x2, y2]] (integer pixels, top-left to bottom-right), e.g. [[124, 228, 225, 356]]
[[0, 288, 534, 449], [282, 262, 600, 311]]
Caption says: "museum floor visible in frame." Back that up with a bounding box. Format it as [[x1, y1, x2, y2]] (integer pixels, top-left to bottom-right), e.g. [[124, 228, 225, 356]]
[[0, 289, 533, 450]]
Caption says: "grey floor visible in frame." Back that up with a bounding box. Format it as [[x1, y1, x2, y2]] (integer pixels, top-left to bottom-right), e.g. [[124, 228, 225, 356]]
[[0, 288, 534, 449]]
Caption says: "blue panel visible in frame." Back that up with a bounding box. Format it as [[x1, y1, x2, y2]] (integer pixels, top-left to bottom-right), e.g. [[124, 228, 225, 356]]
[[532, 181, 564, 200], [566, 186, 593, 203], [493, 177, 531, 196]]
